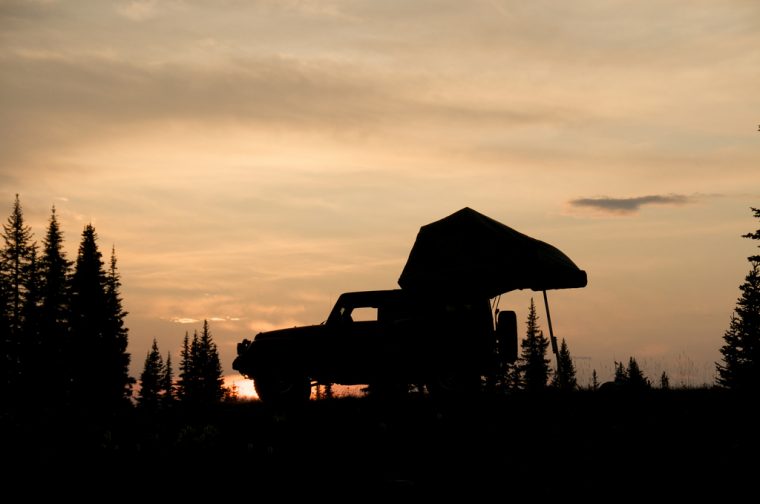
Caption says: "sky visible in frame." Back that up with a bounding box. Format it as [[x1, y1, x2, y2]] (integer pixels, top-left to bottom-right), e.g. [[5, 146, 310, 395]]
[[2, 0, 759, 393]]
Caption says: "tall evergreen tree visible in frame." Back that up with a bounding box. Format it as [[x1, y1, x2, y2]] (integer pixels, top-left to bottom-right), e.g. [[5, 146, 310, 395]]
[[69, 224, 107, 407], [138, 339, 164, 410], [550, 338, 577, 391], [745, 207, 760, 262], [1, 195, 35, 397], [519, 298, 551, 392], [717, 207, 760, 390], [591, 369, 599, 391], [104, 246, 134, 402], [626, 357, 650, 390], [0, 256, 7, 387], [177, 321, 224, 406], [69, 225, 132, 410], [38, 206, 72, 403], [613, 361, 627, 386], [613, 357, 650, 390], [0, 260, 8, 400], [177, 331, 192, 401], [503, 362, 523, 392], [20, 245, 42, 398], [195, 319, 224, 405], [1, 194, 34, 337], [161, 352, 175, 407]]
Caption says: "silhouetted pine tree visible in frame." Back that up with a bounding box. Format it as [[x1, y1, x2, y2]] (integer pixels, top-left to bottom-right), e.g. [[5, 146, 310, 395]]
[[177, 331, 193, 401], [626, 357, 650, 390], [0, 195, 35, 399], [138, 339, 164, 410], [20, 246, 42, 399], [591, 369, 599, 391], [613, 361, 627, 386], [68, 224, 107, 407], [660, 371, 670, 390], [222, 383, 240, 402], [69, 225, 132, 410], [178, 321, 224, 406], [503, 362, 523, 392], [104, 247, 134, 402], [162, 352, 175, 407], [0, 263, 7, 394], [519, 298, 551, 392], [717, 207, 760, 390], [0, 268, 8, 403], [613, 357, 650, 390], [38, 206, 72, 404], [195, 320, 224, 405], [550, 338, 577, 391], [324, 382, 334, 399]]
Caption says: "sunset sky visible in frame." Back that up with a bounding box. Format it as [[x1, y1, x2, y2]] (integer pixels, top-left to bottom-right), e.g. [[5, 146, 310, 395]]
[[2, 0, 759, 391]]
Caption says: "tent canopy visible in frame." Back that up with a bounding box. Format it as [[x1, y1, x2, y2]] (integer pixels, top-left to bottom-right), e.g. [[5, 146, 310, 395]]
[[398, 207, 587, 300]]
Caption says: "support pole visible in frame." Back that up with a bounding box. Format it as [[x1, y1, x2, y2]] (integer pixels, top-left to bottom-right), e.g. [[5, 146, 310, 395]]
[[543, 290, 561, 371]]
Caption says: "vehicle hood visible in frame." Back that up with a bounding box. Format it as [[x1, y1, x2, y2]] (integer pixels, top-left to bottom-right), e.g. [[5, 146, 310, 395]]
[[253, 324, 326, 342]]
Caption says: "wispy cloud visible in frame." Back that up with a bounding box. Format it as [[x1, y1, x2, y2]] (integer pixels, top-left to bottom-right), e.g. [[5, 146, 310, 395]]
[[568, 194, 693, 215], [116, 1, 159, 22], [171, 317, 199, 324]]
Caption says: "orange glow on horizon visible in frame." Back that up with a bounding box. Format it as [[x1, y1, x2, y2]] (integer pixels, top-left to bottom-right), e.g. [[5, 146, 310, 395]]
[[223, 375, 367, 401], [225, 374, 258, 400]]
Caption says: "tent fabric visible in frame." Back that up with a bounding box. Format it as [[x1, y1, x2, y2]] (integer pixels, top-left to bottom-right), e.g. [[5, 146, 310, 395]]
[[398, 207, 588, 299]]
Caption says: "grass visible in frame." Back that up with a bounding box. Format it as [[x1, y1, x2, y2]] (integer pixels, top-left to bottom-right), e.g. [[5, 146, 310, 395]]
[[4, 388, 758, 499]]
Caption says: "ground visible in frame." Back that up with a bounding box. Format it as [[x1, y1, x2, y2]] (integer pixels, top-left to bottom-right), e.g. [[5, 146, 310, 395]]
[[4, 389, 758, 499]]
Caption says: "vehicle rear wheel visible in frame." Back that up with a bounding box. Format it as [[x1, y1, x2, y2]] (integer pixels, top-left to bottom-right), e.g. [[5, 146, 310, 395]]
[[254, 371, 311, 406], [426, 370, 481, 401]]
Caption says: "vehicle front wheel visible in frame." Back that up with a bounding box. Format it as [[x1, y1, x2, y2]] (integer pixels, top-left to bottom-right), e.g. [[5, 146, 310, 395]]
[[365, 380, 410, 401], [254, 371, 311, 406]]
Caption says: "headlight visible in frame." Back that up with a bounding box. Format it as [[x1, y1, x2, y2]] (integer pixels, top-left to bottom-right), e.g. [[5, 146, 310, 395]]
[[237, 339, 251, 355]]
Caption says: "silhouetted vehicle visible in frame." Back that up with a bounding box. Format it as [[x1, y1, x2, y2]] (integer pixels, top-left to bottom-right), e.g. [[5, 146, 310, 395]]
[[232, 289, 518, 405]]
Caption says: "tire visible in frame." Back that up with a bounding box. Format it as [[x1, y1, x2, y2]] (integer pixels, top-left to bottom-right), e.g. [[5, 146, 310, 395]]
[[254, 371, 311, 406], [426, 369, 481, 401], [365, 380, 410, 401]]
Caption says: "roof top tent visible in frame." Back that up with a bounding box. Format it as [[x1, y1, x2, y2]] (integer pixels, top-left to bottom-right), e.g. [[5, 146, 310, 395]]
[[398, 207, 588, 365]]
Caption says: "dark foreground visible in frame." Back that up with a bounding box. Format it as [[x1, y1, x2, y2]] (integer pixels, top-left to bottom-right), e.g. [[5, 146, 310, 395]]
[[4, 389, 758, 499]]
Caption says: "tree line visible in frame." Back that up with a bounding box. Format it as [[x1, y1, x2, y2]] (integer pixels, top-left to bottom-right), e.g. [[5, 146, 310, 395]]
[[506, 206, 760, 394], [0, 195, 227, 414], [137, 319, 227, 410], [495, 298, 662, 394], [3, 193, 757, 412]]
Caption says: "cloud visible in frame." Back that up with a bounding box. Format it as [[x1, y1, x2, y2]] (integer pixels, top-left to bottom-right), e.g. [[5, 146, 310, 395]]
[[116, 1, 159, 22], [0, 0, 60, 20], [568, 194, 693, 215], [3, 0, 758, 191], [171, 317, 199, 324], [0, 49, 578, 183]]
